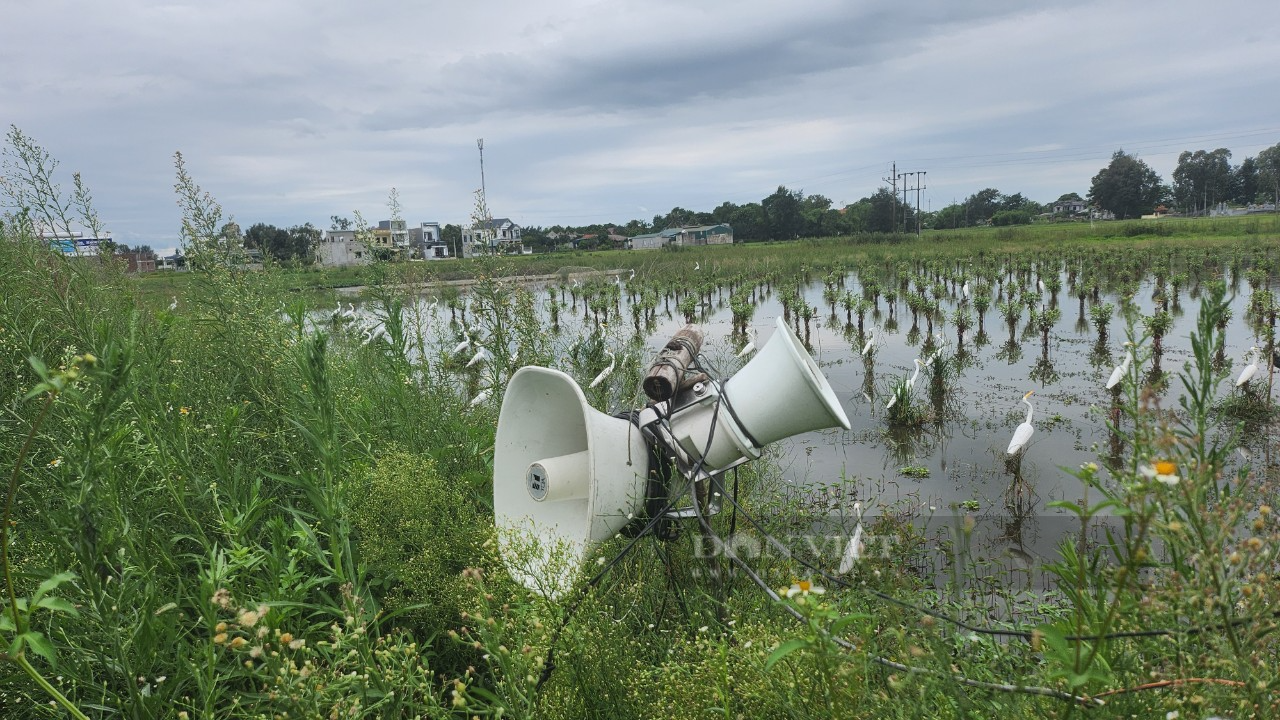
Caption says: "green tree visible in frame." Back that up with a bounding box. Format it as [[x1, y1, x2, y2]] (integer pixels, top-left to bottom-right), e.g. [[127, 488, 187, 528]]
[[286, 223, 321, 264], [1172, 148, 1232, 214], [1088, 150, 1165, 220], [964, 188, 1002, 224], [1256, 142, 1280, 209], [442, 223, 462, 257], [847, 188, 910, 233], [653, 206, 697, 229], [931, 203, 966, 229], [520, 225, 552, 253], [1231, 156, 1259, 204], [329, 215, 352, 231], [244, 222, 285, 252], [244, 222, 317, 263], [728, 202, 766, 241], [762, 185, 803, 240], [800, 193, 835, 237]]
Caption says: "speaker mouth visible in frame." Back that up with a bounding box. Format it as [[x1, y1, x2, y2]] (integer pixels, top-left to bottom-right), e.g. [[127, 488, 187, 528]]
[[494, 367, 650, 599]]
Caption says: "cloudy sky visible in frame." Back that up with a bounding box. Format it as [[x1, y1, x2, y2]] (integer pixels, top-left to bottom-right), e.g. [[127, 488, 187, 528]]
[[4, 0, 1278, 252]]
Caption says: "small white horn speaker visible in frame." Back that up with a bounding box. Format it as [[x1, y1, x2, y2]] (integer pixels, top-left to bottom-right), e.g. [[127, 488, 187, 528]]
[[493, 366, 650, 599], [672, 316, 851, 469]]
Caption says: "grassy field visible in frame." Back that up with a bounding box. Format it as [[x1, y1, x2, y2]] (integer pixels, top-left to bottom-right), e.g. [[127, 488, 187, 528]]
[[2, 207, 1279, 718], [133, 214, 1280, 305]]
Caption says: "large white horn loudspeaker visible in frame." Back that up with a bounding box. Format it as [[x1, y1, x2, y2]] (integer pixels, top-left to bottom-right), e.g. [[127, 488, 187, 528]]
[[493, 367, 650, 600], [661, 316, 851, 471], [493, 317, 850, 598]]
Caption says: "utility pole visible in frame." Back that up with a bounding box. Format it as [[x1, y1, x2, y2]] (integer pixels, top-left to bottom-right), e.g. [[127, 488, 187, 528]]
[[477, 138, 488, 201], [476, 138, 489, 254], [915, 171, 926, 237], [884, 162, 898, 234], [896, 171, 926, 238]]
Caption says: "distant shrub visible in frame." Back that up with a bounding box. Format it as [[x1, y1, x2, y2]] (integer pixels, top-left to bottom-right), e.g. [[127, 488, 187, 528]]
[[1121, 222, 1173, 237], [991, 209, 1032, 226]]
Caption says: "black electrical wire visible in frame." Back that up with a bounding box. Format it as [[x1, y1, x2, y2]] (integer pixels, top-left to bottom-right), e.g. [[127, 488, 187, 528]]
[[692, 350, 1280, 644], [717, 477, 1280, 644], [674, 355, 1097, 704], [535, 397, 716, 692]]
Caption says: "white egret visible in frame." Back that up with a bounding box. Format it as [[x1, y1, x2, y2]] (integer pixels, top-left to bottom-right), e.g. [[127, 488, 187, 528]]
[[962, 281, 970, 299], [1105, 342, 1134, 390], [838, 502, 865, 574], [928, 332, 948, 365], [1006, 391, 1036, 456], [1037, 278, 1045, 293], [628, 269, 636, 281], [886, 359, 924, 410], [452, 326, 472, 355], [861, 330, 875, 356], [169, 296, 178, 311], [361, 323, 387, 346], [467, 387, 492, 409], [905, 357, 924, 390], [589, 348, 616, 388], [736, 329, 758, 358], [465, 347, 490, 368], [694, 261, 701, 271], [1236, 347, 1260, 387]]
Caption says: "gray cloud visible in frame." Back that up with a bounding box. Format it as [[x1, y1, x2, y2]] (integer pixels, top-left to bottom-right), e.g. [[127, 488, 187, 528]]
[[2, 0, 1277, 251]]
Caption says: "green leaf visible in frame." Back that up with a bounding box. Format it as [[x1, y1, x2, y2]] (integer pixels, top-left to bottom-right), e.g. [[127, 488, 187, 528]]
[[20, 631, 57, 667], [35, 596, 79, 616], [26, 356, 49, 380], [33, 572, 76, 604], [1046, 500, 1084, 516], [764, 638, 809, 672], [828, 613, 872, 635]]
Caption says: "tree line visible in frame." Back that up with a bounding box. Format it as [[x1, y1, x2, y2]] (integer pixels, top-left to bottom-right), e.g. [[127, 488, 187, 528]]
[[190, 140, 1280, 262]]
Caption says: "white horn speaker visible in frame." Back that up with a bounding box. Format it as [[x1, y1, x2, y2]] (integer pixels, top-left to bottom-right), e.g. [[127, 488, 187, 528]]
[[669, 316, 851, 470], [493, 366, 650, 599]]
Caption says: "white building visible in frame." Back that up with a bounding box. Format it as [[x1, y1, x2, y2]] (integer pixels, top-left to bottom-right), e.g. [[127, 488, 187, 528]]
[[408, 222, 451, 259], [317, 229, 370, 267], [462, 218, 525, 256]]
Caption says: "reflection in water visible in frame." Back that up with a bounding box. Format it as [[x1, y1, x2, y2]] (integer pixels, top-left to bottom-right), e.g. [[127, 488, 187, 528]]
[[1089, 338, 1113, 372], [997, 338, 1024, 365], [884, 424, 940, 467], [998, 458, 1040, 591], [1106, 393, 1126, 472], [1029, 356, 1060, 386]]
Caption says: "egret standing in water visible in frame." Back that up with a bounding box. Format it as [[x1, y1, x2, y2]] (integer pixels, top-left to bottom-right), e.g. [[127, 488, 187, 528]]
[[885, 358, 925, 410], [1006, 391, 1036, 456], [1105, 341, 1134, 390], [736, 328, 759, 358], [1236, 346, 1260, 387], [861, 329, 875, 356]]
